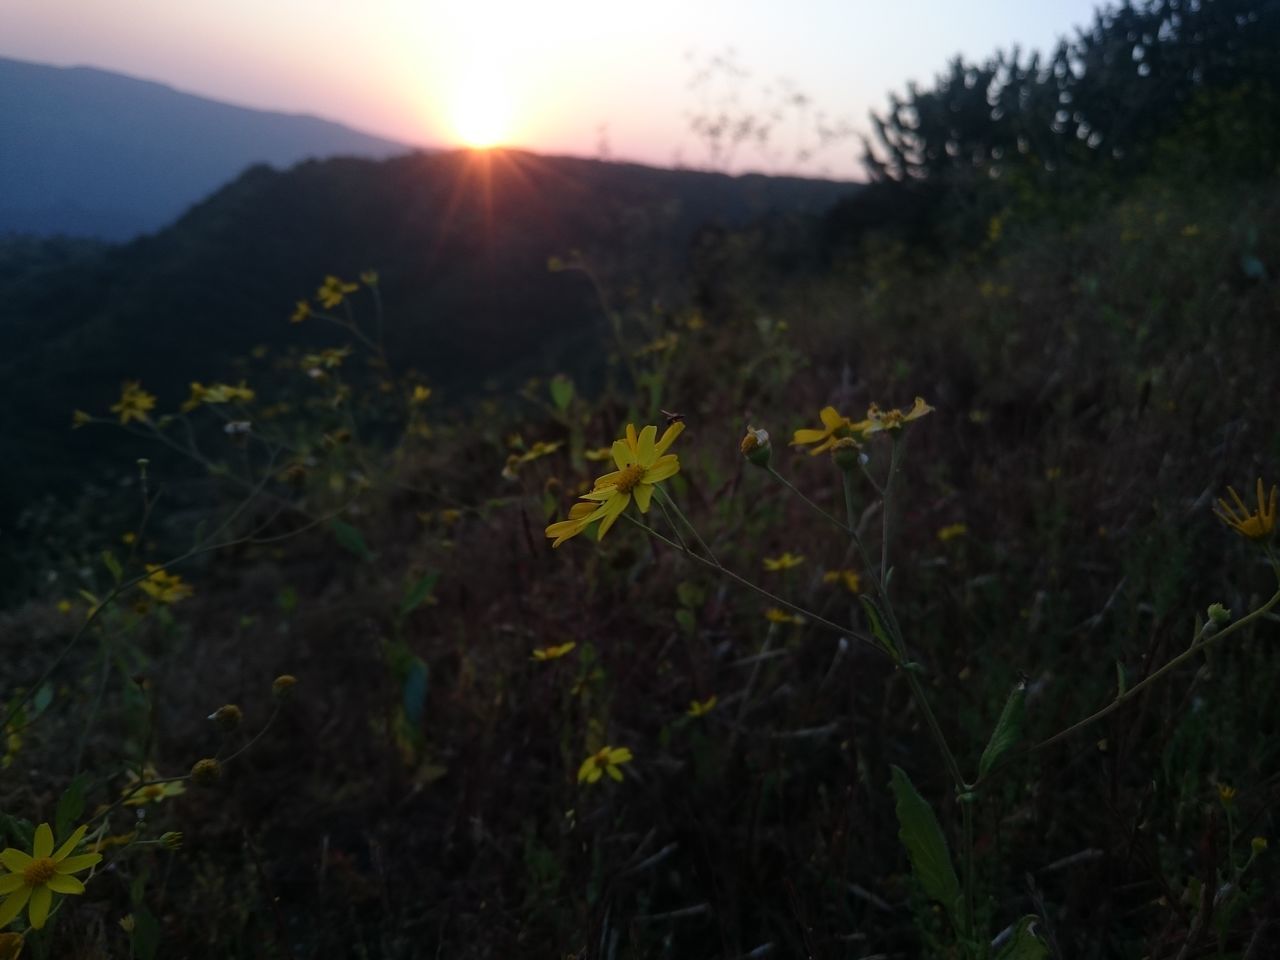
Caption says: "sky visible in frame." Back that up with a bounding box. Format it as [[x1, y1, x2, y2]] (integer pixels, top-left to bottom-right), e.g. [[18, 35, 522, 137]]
[[4, 0, 1103, 179]]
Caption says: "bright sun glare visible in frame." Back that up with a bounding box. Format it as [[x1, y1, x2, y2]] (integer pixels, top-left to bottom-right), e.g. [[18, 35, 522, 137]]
[[452, 72, 511, 149]]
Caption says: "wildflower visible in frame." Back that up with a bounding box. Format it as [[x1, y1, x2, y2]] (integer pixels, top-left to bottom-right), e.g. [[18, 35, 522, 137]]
[[937, 523, 968, 543], [159, 832, 183, 851], [360, 269, 379, 286], [118, 915, 135, 934], [290, 300, 312, 323], [121, 531, 136, 545], [410, 385, 432, 405], [1218, 783, 1237, 805], [531, 642, 577, 661], [56, 599, 72, 615], [791, 406, 855, 455], [110, 381, 156, 424], [577, 746, 633, 784], [272, 674, 298, 698], [823, 569, 862, 593], [864, 397, 934, 435], [139, 565, 193, 605], [316, 275, 358, 309], [302, 346, 352, 371], [0, 822, 101, 930], [71, 409, 92, 429], [122, 766, 186, 806], [740, 427, 771, 467], [1214, 479, 1277, 541], [546, 422, 684, 547], [1207, 603, 1231, 625], [763, 552, 805, 571], [635, 333, 679, 357], [190, 758, 222, 786], [583, 446, 614, 462], [764, 607, 805, 625], [209, 704, 243, 731], [687, 695, 717, 717], [1252, 837, 1268, 855], [87, 831, 137, 855]]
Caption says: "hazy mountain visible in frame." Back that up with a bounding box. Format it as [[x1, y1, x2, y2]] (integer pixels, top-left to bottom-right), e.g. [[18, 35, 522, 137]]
[[0, 57, 413, 239], [0, 147, 856, 517]]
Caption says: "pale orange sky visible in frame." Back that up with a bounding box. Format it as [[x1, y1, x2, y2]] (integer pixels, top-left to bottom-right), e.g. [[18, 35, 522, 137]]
[[4, 0, 1103, 178]]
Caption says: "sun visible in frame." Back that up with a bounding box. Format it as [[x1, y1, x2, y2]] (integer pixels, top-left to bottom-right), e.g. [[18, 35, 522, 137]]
[[451, 72, 511, 149]]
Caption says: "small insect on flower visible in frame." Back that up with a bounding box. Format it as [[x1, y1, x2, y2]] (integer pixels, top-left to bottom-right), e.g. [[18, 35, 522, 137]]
[[531, 642, 577, 661], [687, 695, 717, 718], [1214, 478, 1277, 541], [577, 746, 633, 784], [763, 553, 805, 571], [0, 822, 101, 930]]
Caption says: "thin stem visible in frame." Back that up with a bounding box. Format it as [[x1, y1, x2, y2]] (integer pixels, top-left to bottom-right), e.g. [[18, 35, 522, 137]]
[[623, 514, 880, 651], [840, 469, 878, 581], [767, 466, 850, 534], [656, 487, 719, 565], [1028, 584, 1280, 758], [880, 437, 902, 591]]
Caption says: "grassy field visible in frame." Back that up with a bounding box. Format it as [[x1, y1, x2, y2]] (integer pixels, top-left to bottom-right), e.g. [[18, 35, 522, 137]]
[[2, 165, 1279, 960]]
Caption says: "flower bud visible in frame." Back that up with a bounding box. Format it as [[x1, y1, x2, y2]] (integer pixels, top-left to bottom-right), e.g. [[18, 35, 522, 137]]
[[740, 427, 771, 467], [1251, 836, 1268, 855], [272, 674, 298, 699], [190, 758, 222, 786], [1207, 602, 1231, 625], [831, 436, 861, 471], [209, 704, 243, 732]]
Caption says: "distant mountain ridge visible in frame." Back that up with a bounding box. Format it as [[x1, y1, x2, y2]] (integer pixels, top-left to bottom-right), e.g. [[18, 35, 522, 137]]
[[0, 56, 414, 239]]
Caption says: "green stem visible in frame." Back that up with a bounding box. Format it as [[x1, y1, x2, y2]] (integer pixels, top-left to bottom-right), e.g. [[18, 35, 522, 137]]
[[767, 466, 851, 534], [656, 486, 719, 564]]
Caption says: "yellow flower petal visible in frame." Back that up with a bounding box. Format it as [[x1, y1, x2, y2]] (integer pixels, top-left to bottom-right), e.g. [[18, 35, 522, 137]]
[[0, 888, 30, 929], [53, 824, 87, 862], [0, 876, 21, 896], [633, 483, 654, 513], [0, 850, 31, 872], [654, 421, 685, 456], [636, 425, 657, 466], [55, 853, 101, 875], [45, 873, 84, 895], [32, 824, 53, 860], [28, 885, 51, 930]]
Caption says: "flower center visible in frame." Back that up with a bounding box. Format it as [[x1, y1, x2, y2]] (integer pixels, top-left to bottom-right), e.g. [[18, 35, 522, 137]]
[[23, 857, 57, 886], [614, 464, 646, 495]]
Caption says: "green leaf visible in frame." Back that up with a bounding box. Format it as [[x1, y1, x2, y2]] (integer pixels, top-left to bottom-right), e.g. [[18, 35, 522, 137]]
[[32, 683, 55, 716], [55, 774, 89, 842], [889, 765, 962, 929], [400, 572, 440, 618], [130, 904, 161, 960], [102, 550, 123, 584], [978, 680, 1026, 780], [331, 519, 372, 562], [858, 596, 896, 656], [549, 374, 575, 411], [994, 916, 1049, 959]]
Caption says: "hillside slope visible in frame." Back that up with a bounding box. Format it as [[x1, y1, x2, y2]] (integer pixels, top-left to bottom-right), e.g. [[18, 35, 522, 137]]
[[0, 57, 412, 239]]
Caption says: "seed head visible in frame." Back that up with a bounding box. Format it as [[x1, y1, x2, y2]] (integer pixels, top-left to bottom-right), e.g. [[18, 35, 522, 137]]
[[190, 758, 222, 786]]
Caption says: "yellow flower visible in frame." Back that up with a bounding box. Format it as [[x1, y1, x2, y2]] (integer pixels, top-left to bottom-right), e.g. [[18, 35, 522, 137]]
[[545, 422, 684, 547], [863, 397, 934, 434], [56, 599, 72, 615], [410, 385, 432, 405], [0, 822, 101, 930], [764, 607, 805, 624], [1252, 836, 1268, 855], [577, 746, 633, 784], [791, 406, 855, 455], [687, 695, 717, 717], [122, 765, 186, 806], [583, 446, 615, 462], [110, 381, 156, 424], [71, 409, 92, 429], [139, 565, 193, 605], [316, 275, 358, 309], [290, 299, 312, 323], [1218, 783, 1237, 804], [121, 531, 136, 545], [937, 523, 968, 543], [763, 552, 805, 571], [1214, 479, 1277, 541], [360, 269, 379, 286], [635, 332, 679, 356], [302, 346, 352, 371], [823, 569, 862, 593], [531, 642, 577, 661]]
